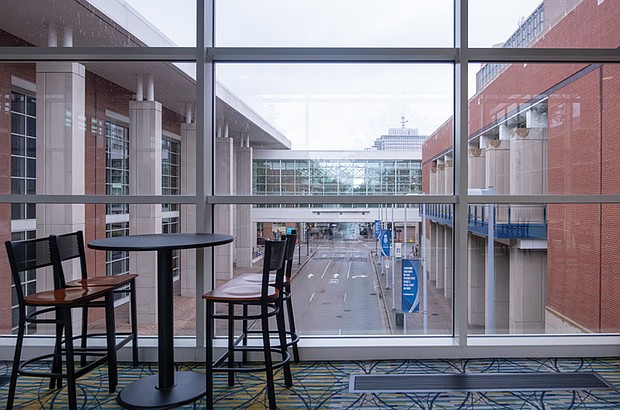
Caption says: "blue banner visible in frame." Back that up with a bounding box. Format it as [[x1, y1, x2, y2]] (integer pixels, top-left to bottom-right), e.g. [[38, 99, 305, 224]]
[[402, 258, 420, 313], [374, 220, 381, 239], [380, 230, 391, 257]]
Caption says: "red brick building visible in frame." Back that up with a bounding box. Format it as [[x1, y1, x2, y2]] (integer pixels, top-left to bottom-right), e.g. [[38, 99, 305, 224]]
[[422, 0, 620, 333]]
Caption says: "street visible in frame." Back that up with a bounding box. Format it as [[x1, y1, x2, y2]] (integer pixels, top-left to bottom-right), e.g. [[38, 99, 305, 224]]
[[291, 240, 390, 336]]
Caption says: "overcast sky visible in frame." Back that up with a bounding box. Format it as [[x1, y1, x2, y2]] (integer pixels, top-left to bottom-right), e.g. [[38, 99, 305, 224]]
[[126, 0, 543, 150]]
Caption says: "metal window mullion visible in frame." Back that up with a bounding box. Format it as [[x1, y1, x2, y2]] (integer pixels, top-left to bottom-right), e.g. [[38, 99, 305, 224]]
[[207, 195, 456, 205], [194, 0, 214, 354], [453, 0, 469, 347]]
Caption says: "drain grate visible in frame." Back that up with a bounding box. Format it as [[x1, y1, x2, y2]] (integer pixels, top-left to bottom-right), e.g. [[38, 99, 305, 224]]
[[349, 372, 614, 393]]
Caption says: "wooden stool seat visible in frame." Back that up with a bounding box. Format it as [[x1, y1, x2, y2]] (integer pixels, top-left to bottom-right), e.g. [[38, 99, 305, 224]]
[[24, 286, 115, 306], [66, 273, 138, 288]]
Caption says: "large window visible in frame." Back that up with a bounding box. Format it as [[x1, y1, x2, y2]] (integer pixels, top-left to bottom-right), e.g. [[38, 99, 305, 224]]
[[0, 0, 618, 358], [10, 91, 36, 222]]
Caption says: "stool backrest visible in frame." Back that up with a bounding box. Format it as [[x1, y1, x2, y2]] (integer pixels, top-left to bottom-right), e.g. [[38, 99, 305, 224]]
[[261, 238, 288, 299], [5, 236, 59, 304], [53, 231, 89, 286], [281, 231, 298, 281]]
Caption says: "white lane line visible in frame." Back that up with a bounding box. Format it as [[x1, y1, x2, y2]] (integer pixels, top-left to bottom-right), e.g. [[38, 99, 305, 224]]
[[321, 260, 332, 278], [309, 292, 315, 303], [347, 261, 352, 279], [344, 293, 347, 303], [339, 328, 342, 335]]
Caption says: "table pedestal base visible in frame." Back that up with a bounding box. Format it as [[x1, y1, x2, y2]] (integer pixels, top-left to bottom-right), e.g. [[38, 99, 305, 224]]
[[117, 371, 206, 409]]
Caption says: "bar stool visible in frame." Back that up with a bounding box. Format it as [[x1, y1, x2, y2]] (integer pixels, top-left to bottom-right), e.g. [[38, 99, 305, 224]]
[[55, 230, 139, 366], [235, 231, 301, 362], [5, 235, 118, 410], [204, 237, 291, 410]]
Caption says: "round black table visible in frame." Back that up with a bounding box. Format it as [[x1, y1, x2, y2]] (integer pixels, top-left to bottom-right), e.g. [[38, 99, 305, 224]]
[[88, 233, 234, 409]]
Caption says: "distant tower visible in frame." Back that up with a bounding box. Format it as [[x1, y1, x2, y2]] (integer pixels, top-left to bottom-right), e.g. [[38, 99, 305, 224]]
[[370, 115, 425, 151]]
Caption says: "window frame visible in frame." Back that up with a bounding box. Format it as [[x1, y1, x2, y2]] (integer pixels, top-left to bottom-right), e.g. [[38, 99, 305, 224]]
[[0, 0, 619, 360]]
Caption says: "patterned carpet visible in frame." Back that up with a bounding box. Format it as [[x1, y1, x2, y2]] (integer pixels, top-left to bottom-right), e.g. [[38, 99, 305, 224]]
[[1, 357, 620, 409]]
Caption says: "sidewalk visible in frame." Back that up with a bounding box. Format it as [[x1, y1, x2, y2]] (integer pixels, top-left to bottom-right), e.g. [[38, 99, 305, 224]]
[[372, 251, 454, 335]]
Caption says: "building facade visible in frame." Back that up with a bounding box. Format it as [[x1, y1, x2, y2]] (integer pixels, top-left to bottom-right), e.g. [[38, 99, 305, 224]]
[[422, 0, 620, 334]]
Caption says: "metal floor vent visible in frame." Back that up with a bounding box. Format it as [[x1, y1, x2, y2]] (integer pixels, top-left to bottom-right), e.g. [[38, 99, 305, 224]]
[[349, 372, 614, 393]]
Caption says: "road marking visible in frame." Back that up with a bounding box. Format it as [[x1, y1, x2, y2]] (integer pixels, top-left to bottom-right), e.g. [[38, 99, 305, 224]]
[[309, 292, 315, 303], [339, 328, 342, 335], [347, 262, 352, 279], [307, 273, 314, 278], [344, 293, 347, 302], [321, 260, 331, 278], [352, 274, 368, 279]]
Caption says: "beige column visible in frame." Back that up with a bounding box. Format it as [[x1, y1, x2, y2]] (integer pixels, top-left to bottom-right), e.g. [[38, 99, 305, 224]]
[[215, 133, 234, 281], [467, 141, 486, 326], [36, 62, 86, 288], [129, 100, 163, 325], [235, 142, 254, 268], [468, 234, 485, 326], [481, 135, 510, 333], [508, 105, 548, 333], [427, 166, 437, 282], [180, 122, 197, 297], [486, 242, 510, 333], [510, 247, 547, 333], [443, 155, 453, 298]]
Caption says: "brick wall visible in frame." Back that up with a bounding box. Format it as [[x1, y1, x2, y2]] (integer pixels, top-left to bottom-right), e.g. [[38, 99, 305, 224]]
[[421, 0, 620, 332]]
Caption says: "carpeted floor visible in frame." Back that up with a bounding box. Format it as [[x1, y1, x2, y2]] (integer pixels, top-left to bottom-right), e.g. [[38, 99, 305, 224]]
[[1, 357, 620, 408]]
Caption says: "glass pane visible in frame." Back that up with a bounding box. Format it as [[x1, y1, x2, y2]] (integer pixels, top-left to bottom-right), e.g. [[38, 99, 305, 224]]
[[0, 0, 196, 47], [425, 63, 620, 195], [11, 135, 25, 156], [216, 63, 452, 196], [470, 0, 618, 48], [465, 202, 619, 335], [215, 0, 453, 47], [213, 203, 453, 337]]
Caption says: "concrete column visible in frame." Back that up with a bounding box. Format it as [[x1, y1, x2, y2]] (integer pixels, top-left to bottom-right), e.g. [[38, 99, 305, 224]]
[[235, 145, 254, 268], [129, 100, 163, 325], [180, 122, 196, 297], [443, 227, 453, 298], [436, 158, 445, 195], [482, 135, 510, 223], [468, 234, 485, 327], [443, 156, 453, 298], [427, 166, 437, 282], [510, 247, 547, 333], [435, 225, 445, 289], [444, 154, 453, 195], [215, 136, 234, 281], [36, 62, 86, 288], [510, 113, 548, 223], [468, 141, 486, 189], [429, 222, 438, 282], [485, 242, 509, 333]]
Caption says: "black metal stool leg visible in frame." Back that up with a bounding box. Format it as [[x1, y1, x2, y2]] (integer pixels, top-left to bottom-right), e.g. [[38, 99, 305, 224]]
[[227, 303, 235, 387], [206, 300, 214, 410], [50, 310, 64, 389], [80, 304, 89, 368], [242, 304, 249, 364], [285, 290, 300, 363], [62, 306, 78, 410], [105, 292, 118, 393], [129, 280, 139, 366], [7, 314, 25, 409], [260, 303, 277, 410], [276, 300, 293, 387]]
